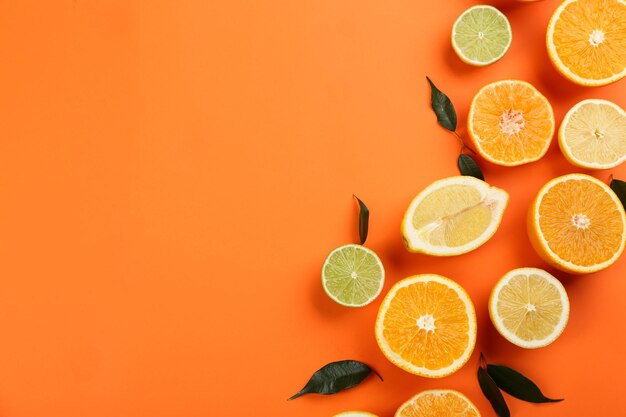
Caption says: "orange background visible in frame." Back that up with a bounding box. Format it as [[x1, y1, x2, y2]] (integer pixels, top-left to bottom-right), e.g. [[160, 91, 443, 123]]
[[0, 0, 624, 416]]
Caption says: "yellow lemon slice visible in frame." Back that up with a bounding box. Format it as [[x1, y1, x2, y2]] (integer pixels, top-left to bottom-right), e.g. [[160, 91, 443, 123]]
[[489, 268, 569, 349]]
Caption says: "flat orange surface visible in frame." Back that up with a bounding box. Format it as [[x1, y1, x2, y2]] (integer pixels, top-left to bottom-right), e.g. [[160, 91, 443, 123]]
[[0, 1, 624, 416]]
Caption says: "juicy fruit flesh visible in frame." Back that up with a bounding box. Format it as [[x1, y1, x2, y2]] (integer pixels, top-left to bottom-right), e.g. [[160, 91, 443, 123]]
[[538, 179, 625, 266], [496, 273, 563, 342], [471, 82, 553, 164], [453, 6, 511, 63], [396, 391, 480, 417], [563, 102, 626, 165], [411, 185, 494, 247], [552, 0, 626, 81], [323, 246, 383, 305], [381, 281, 470, 371]]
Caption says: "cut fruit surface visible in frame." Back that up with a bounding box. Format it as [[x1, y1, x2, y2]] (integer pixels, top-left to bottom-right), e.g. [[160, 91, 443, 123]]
[[547, 0, 626, 86], [401, 176, 508, 256], [559, 99, 626, 169], [489, 267, 569, 349], [322, 244, 385, 307], [451, 5, 512, 66], [334, 412, 378, 417], [468, 80, 555, 166], [528, 174, 626, 274], [375, 275, 476, 378], [395, 389, 480, 417]]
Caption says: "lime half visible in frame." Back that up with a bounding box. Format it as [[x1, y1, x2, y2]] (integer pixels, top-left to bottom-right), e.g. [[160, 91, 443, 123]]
[[322, 244, 384, 307], [451, 5, 512, 66]]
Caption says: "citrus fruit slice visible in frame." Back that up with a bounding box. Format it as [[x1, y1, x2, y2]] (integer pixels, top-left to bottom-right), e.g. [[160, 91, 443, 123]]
[[528, 174, 626, 274], [375, 275, 477, 378], [321, 244, 385, 307], [451, 5, 512, 66], [558, 99, 626, 169], [395, 390, 480, 417], [547, 0, 626, 86], [334, 412, 378, 417], [489, 267, 569, 349], [401, 176, 508, 256], [468, 80, 555, 166]]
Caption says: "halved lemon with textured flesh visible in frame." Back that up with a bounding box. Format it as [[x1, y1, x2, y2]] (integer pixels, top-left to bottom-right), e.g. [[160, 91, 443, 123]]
[[451, 5, 512, 66], [468, 80, 555, 166], [559, 99, 626, 169], [322, 244, 385, 307], [401, 176, 508, 256], [528, 174, 626, 274], [375, 275, 477, 378], [489, 267, 569, 349], [395, 390, 480, 417], [334, 412, 378, 417], [547, 0, 626, 86]]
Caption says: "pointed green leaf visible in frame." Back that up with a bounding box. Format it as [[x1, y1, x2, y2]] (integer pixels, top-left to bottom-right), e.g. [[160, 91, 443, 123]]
[[478, 354, 510, 417], [610, 178, 626, 210], [487, 364, 563, 403], [458, 154, 484, 180], [426, 76, 457, 131], [353, 195, 369, 245], [288, 360, 382, 400]]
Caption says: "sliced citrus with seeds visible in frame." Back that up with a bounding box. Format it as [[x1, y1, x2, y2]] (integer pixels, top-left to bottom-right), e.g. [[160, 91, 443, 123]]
[[528, 173, 626, 274], [395, 390, 480, 417], [451, 5, 512, 66], [547, 0, 626, 86], [468, 80, 555, 166], [559, 99, 626, 169], [401, 176, 508, 256], [334, 412, 378, 417], [375, 275, 477, 378], [489, 267, 569, 349], [322, 244, 384, 307]]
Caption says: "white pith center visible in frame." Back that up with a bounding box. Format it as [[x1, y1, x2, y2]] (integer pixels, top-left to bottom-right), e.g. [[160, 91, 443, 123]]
[[593, 128, 605, 140], [572, 213, 591, 229], [499, 110, 525, 135], [478, 31, 485, 40], [350, 271, 358, 279], [416, 314, 436, 332], [589, 29, 605, 47], [525, 303, 536, 312]]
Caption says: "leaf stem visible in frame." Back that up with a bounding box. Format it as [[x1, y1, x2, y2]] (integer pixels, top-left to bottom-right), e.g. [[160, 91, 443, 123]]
[[453, 131, 476, 155]]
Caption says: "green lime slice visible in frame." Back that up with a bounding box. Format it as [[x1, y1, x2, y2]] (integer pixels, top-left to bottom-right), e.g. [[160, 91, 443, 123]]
[[321, 244, 385, 307], [452, 5, 512, 66]]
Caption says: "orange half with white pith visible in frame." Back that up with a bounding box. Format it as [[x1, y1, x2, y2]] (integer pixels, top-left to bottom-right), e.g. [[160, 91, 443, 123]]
[[468, 80, 555, 166], [547, 0, 626, 86], [528, 173, 626, 274], [375, 275, 476, 378]]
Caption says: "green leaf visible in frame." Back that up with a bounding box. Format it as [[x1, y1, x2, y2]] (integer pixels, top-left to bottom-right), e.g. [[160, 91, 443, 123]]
[[458, 154, 484, 180], [487, 364, 563, 403], [288, 360, 382, 400], [353, 195, 369, 245], [426, 76, 457, 131], [478, 354, 510, 417], [610, 178, 626, 210]]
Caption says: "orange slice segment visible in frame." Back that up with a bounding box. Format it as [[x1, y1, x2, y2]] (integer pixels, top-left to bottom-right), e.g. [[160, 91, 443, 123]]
[[528, 174, 626, 274], [375, 275, 476, 378], [395, 390, 480, 417], [468, 80, 555, 166], [547, 0, 626, 86]]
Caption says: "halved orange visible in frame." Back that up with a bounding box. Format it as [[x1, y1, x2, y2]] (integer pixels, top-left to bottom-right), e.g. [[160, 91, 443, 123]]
[[468, 80, 555, 166], [547, 0, 626, 86], [395, 390, 480, 417], [375, 275, 476, 378], [528, 174, 626, 274]]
